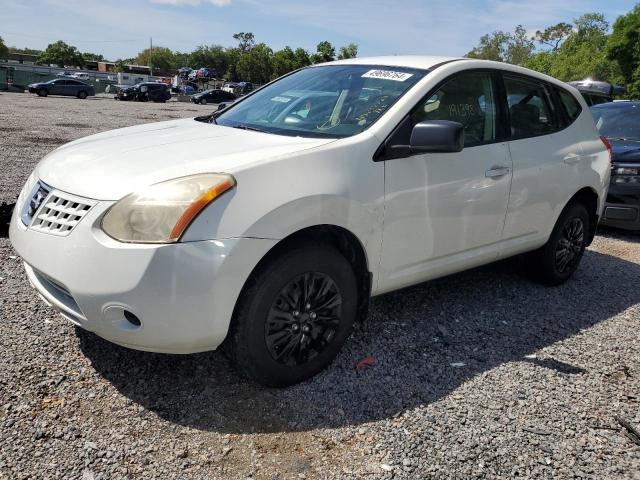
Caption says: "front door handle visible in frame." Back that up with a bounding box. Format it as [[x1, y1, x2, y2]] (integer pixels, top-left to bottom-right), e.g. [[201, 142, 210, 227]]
[[485, 166, 511, 178]]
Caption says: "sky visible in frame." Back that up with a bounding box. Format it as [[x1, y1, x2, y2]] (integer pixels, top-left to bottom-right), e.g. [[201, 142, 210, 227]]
[[0, 0, 636, 61]]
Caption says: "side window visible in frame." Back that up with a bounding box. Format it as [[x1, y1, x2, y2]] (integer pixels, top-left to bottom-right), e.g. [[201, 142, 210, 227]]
[[504, 75, 559, 138], [412, 71, 496, 147], [557, 88, 582, 122]]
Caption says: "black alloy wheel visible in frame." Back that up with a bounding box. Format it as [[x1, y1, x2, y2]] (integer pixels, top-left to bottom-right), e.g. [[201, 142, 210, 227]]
[[555, 218, 584, 274], [228, 244, 358, 386], [527, 202, 589, 286], [265, 272, 342, 366]]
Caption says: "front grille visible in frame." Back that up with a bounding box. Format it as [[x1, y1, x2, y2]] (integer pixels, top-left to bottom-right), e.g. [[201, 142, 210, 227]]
[[29, 193, 94, 236]]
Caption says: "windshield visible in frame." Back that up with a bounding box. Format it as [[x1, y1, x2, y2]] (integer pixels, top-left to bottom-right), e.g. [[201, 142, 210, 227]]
[[592, 104, 640, 141], [215, 65, 427, 138]]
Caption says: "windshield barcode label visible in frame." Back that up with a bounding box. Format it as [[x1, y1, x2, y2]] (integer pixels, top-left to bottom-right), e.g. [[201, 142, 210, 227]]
[[361, 70, 414, 82]]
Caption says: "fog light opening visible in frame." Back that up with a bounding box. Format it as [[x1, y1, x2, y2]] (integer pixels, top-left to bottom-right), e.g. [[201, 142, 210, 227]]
[[123, 310, 141, 327]]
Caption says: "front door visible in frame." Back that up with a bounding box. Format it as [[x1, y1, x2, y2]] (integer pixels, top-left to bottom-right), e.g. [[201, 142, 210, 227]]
[[379, 70, 513, 292]]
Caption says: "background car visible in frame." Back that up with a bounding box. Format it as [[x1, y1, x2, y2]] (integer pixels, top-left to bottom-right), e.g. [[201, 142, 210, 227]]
[[191, 89, 236, 105], [222, 82, 239, 94], [27, 79, 95, 99], [116, 82, 171, 103], [591, 101, 640, 230]]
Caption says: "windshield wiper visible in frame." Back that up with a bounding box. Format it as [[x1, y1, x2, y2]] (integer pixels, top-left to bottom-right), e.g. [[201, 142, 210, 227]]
[[230, 124, 266, 133]]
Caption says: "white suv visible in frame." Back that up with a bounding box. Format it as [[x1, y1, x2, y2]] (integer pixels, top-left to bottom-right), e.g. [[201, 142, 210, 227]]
[[10, 56, 610, 386]]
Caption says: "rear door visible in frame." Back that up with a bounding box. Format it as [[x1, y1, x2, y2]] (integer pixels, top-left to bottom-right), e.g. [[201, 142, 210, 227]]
[[501, 73, 583, 249]]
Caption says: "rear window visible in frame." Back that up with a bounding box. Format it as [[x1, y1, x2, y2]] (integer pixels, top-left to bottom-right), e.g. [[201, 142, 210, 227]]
[[557, 88, 582, 122]]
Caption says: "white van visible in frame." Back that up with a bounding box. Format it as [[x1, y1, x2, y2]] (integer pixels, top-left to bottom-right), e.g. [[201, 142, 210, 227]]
[[10, 56, 610, 386]]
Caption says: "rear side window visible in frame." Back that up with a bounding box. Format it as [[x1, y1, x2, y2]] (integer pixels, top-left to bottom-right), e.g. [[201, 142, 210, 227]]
[[557, 88, 582, 122], [504, 75, 559, 139]]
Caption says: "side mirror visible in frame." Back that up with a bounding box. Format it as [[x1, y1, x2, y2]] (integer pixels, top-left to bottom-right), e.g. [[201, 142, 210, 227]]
[[410, 120, 464, 153]]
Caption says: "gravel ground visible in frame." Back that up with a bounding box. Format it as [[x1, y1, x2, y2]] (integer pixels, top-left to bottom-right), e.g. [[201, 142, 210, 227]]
[[1, 92, 639, 479]]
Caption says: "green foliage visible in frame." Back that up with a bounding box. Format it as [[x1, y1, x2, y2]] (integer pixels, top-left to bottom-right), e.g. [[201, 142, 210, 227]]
[[135, 46, 176, 72], [37, 40, 84, 67], [82, 52, 104, 62], [113, 60, 127, 73], [535, 23, 573, 51], [338, 43, 358, 60], [188, 45, 228, 76], [466, 31, 510, 61], [312, 41, 335, 64], [466, 26, 533, 65], [607, 4, 640, 97], [233, 32, 255, 53], [525, 12, 621, 83], [8, 46, 42, 55], [0, 36, 8, 58], [236, 43, 273, 83]]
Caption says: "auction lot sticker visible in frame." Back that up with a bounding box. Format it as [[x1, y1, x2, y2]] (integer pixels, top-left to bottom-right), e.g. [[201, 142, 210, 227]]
[[361, 70, 414, 81]]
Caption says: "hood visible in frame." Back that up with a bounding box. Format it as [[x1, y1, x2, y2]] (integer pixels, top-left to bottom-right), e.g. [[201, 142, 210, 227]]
[[36, 118, 335, 200], [610, 139, 640, 164]]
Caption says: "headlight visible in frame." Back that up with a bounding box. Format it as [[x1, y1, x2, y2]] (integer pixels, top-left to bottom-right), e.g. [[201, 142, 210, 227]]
[[101, 173, 235, 243]]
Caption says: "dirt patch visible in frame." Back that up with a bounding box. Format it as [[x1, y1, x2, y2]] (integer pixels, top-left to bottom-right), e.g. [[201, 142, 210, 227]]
[[21, 136, 72, 145]]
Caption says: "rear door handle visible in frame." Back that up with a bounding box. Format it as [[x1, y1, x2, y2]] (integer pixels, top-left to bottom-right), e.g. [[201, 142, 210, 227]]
[[485, 166, 511, 178], [563, 153, 581, 165]]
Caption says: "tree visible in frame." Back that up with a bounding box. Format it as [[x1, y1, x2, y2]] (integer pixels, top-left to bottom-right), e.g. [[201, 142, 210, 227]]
[[37, 41, 84, 67], [188, 44, 228, 77], [113, 60, 127, 73], [293, 48, 311, 69], [535, 22, 573, 51], [466, 31, 510, 61], [337, 43, 358, 60], [525, 11, 621, 83], [0, 36, 8, 59], [311, 41, 335, 63], [506, 25, 535, 65], [135, 46, 176, 72], [607, 5, 640, 97], [466, 26, 533, 65], [272, 46, 296, 78], [82, 52, 104, 62], [233, 32, 255, 54], [236, 43, 273, 83]]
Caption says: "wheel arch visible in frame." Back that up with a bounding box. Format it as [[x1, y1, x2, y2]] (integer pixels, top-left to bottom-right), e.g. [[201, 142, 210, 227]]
[[566, 186, 599, 245], [235, 224, 372, 324]]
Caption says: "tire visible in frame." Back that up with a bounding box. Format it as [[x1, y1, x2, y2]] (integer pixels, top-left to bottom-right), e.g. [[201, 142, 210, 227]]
[[200, 98, 207, 105], [77, 91, 87, 99], [527, 202, 590, 286], [228, 244, 358, 386], [38, 88, 48, 97]]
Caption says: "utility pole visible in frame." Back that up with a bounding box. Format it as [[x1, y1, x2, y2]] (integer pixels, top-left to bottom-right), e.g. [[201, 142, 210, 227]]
[[149, 37, 153, 75]]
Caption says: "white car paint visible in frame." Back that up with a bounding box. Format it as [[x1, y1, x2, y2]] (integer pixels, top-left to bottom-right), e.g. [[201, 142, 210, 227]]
[[10, 56, 610, 354]]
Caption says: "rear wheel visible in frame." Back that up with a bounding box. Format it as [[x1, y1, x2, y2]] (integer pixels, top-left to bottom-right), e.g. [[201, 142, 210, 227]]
[[527, 202, 590, 286], [77, 91, 88, 99], [38, 88, 48, 97], [228, 244, 358, 386]]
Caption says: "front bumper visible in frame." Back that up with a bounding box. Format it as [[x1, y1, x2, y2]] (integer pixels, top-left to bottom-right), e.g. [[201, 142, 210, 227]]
[[9, 189, 277, 353], [601, 182, 640, 231]]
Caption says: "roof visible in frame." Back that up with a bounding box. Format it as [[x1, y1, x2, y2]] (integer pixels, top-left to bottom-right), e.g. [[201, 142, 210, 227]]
[[315, 55, 464, 70]]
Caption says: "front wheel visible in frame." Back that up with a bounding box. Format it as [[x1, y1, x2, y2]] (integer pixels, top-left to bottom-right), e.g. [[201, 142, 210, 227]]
[[77, 91, 88, 99], [228, 244, 358, 386], [38, 88, 48, 97], [200, 98, 207, 105], [527, 202, 590, 286]]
